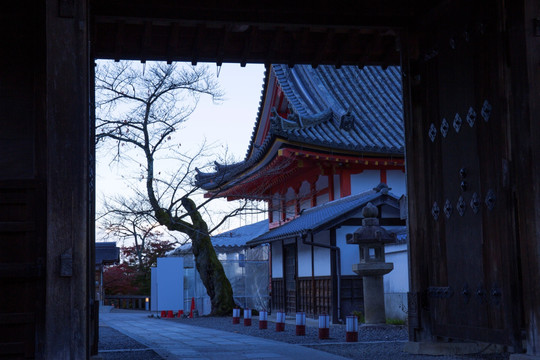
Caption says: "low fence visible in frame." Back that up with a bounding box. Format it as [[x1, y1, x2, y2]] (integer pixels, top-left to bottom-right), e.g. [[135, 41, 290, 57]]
[[104, 295, 149, 310]]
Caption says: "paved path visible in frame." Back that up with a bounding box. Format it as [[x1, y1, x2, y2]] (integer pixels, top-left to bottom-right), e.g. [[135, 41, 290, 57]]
[[100, 311, 348, 360]]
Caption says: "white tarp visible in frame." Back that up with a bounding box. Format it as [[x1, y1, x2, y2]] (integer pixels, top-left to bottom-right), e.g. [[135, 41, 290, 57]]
[[152, 257, 184, 312]]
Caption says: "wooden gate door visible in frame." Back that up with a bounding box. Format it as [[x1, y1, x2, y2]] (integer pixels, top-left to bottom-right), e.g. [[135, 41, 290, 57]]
[[405, 1, 522, 348], [283, 243, 297, 314]]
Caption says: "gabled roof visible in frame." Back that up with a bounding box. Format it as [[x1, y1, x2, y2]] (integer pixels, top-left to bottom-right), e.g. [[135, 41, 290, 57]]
[[95, 242, 120, 266], [170, 219, 269, 255], [196, 64, 404, 192], [247, 188, 402, 246], [268, 65, 403, 154]]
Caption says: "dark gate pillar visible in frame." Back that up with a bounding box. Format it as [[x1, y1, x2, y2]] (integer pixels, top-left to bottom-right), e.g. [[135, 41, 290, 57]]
[[44, 1, 91, 359], [403, 0, 540, 357], [507, 0, 540, 358]]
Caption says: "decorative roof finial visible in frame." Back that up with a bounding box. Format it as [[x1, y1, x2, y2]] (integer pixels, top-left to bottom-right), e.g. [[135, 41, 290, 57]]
[[373, 183, 391, 195]]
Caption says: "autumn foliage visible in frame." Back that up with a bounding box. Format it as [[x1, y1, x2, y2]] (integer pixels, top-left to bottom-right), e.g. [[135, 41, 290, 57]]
[[103, 239, 176, 295]]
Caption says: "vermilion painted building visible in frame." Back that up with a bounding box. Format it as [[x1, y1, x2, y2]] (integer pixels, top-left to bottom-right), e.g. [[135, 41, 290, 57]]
[[196, 64, 407, 322]]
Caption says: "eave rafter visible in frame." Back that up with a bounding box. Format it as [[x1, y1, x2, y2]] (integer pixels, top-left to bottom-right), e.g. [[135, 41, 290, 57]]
[[207, 146, 404, 201], [91, 0, 415, 66]]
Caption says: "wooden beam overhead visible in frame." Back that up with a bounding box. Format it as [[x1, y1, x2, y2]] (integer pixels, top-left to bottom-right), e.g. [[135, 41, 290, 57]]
[[91, 0, 410, 66]]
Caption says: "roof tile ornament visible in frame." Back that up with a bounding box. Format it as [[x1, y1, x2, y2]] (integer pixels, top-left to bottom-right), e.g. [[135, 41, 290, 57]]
[[339, 108, 355, 130]]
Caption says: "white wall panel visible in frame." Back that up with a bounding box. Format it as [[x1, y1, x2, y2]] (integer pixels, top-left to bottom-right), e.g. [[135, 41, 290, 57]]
[[351, 170, 380, 194], [312, 231, 331, 276], [297, 239, 312, 277], [386, 170, 407, 197], [271, 242, 283, 278], [336, 226, 361, 275]]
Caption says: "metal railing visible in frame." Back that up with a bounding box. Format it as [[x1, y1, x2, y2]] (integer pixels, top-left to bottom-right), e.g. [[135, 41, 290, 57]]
[[104, 295, 149, 310]]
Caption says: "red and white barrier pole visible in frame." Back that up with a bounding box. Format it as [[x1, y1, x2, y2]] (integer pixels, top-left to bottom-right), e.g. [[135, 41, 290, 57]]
[[276, 311, 285, 332], [244, 308, 252, 326], [177, 310, 184, 318], [232, 308, 240, 324], [160, 310, 166, 318], [346, 315, 359, 342], [295, 312, 306, 336], [318, 313, 330, 339], [259, 310, 268, 329]]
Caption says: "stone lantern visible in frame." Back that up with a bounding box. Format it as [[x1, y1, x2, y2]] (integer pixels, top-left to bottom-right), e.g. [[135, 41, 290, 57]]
[[346, 202, 395, 324]]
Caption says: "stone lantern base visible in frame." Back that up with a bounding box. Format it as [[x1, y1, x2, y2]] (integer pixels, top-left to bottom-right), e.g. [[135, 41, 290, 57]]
[[353, 263, 393, 324]]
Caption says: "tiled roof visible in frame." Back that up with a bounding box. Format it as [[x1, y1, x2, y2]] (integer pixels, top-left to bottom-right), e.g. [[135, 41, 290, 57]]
[[170, 219, 269, 254], [211, 219, 269, 248], [270, 65, 404, 154], [247, 189, 401, 245], [196, 65, 404, 191], [95, 242, 120, 265]]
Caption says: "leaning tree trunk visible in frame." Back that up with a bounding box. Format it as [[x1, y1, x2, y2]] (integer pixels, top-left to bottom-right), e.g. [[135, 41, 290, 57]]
[[154, 197, 235, 315], [189, 227, 235, 316]]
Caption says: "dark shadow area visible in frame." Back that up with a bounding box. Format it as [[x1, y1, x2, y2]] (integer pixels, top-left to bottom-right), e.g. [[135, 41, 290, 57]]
[[99, 325, 162, 360]]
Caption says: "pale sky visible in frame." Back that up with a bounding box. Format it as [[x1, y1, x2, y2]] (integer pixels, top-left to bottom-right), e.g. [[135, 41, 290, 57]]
[[95, 62, 267, 239]]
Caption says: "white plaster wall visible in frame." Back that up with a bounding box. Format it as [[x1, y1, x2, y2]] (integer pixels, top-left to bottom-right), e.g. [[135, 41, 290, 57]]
[[380, 204, 401, 218], [386, 170, 407, 197], [313, 231, 331, 276], [299, 180, 310, 197], [300, 199, 310, 212], [297, 238, 313, 277], [384, 243, 409, 293], [333, 174, 340, 199], [285, 187, 296, 219], [316, 192, 329, 206], [351, 170, 380, 194], [271, 242, 283, 278], [271, 193, 281, 222], [316, 175, 328, 191], [285, 187, 295, 201], [384, 243, 409, 320], [336, 225, 361, 275]]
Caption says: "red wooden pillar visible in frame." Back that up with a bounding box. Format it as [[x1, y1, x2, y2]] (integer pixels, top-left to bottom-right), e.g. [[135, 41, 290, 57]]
[[328, 171, 335, 201], [340, 170, 351, 198], [310, 182, 317, 207], [380, 169, 387, 184]]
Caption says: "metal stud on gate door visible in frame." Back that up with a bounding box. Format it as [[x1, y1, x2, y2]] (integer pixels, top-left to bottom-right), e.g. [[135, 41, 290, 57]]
[[444, 199, 453, 219], [453, 113, 462, 133], [431, 201, 440, 221], [440, 118, 449, 138], [428, 123, 437, 142], [485, 189, 496, 211], [481, 100, 492, 122], [470, 192, 480, 214], [296, 312, 306, 336], [466, 107, 477, 127], [457, 196, 466, 216]]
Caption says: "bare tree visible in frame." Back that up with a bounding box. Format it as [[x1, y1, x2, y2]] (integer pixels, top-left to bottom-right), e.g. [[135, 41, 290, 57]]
[[98, 193, 185, 272], [95, 61, 245, 315]]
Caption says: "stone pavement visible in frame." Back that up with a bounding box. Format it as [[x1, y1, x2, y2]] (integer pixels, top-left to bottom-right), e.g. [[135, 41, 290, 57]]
[[99, 310, 348, 360]]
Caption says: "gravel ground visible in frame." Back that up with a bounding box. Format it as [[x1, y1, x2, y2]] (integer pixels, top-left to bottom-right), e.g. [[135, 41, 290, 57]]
[[99, 325, 162, 360], [165, 316, 510, 360]]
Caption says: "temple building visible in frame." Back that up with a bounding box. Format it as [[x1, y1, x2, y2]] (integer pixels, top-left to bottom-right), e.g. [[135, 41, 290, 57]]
[[196, 64, 407, 322]]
